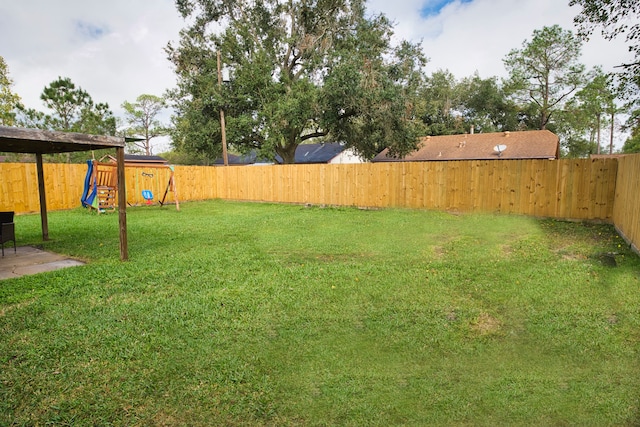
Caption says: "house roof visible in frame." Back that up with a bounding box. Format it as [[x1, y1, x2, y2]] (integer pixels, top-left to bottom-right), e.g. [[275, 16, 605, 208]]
[[277, 142, 347, 164], [372, 130, 559, 162], [123, 154, 167, 163], [212, 152, 263, 165], [103, 154, 168, 166], [212, 143, 349, 165]]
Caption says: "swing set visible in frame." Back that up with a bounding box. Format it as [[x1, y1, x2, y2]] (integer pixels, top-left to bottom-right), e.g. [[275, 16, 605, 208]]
[[81, 154, 179, 212]]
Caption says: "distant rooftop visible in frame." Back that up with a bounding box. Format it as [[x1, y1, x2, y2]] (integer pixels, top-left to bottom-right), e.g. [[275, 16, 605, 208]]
[[373, 130, 559, 162]]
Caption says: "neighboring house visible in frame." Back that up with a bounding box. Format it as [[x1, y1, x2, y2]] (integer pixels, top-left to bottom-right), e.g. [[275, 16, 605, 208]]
[[213, 142, 365, 165], [372, 130, 560, 162], [277, 142, 364, 164], [327, 145, 365, 164], [213, 153, 260, 166]]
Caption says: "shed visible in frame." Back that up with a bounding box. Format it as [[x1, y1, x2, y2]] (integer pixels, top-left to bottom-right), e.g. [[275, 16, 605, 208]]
[[0, 126, 129, 260]]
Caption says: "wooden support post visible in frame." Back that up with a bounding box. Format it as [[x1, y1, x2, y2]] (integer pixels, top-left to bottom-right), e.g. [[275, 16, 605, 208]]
[[36, 153, 49, 241], [171, 171, 180, 211], [116, 147, 129, 260]]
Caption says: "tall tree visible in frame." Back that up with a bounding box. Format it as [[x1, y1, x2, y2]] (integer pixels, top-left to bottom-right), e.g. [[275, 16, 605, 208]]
[[459, 74, 521, 133], [554, 102, 595, 157], [621, 129, 640, 153], [503, 25, 586, 130], [0, 56, 21, 126], [121, 94, 168, 155], [418, 69, 466, 135], [570, 0, 640, 140], [35, 77, 116, 135], [570, 0, 639, 97], [77, 101, 117, 136], [621, 109, 640, 153], [40, 77, 92, 131], [555, 67, 618, 157], [15, 77, 116, 162], [167, 0, 426, 163]]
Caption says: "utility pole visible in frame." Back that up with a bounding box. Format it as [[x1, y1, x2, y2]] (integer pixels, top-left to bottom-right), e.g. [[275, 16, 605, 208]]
[[217, 51, 229, 166]]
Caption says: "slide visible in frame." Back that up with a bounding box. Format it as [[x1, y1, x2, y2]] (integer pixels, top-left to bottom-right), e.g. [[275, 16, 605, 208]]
[[80, 160, 98, 209]]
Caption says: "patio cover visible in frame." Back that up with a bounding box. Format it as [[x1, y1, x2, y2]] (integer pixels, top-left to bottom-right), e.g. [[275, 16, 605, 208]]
[[0, 126, 129, 260]]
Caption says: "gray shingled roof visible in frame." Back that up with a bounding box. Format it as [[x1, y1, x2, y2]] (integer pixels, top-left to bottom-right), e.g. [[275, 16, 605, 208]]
[[276, 143, 347, 164]]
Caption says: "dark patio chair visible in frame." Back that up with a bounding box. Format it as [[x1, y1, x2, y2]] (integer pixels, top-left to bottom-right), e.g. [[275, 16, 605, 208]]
[[0, 211, 16, 256]]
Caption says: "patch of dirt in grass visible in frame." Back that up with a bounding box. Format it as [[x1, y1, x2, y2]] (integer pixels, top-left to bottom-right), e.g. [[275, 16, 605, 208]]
[[0, 298, 35, 317], [550, 243, 588, 261], [558, 251, 587, 261], [288, 252, 376, 264], [432, 237, 457, 259], [433, 246, 447, 258], [500, 244, 514, 255], [471, 312, 502, 336], [592, 252, 618, 267], [152, 411, 181, 426], [316, 253, 374, 262]]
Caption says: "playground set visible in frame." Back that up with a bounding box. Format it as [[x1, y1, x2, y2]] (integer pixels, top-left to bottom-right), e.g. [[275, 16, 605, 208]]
[[81, 155, 179, 212]]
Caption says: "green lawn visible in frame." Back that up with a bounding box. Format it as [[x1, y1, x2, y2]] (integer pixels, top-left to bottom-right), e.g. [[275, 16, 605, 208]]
[[1, 200, 639, 426]]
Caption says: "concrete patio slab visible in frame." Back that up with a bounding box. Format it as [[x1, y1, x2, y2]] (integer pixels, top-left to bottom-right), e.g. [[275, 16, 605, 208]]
[[0, 246, 85, 280]]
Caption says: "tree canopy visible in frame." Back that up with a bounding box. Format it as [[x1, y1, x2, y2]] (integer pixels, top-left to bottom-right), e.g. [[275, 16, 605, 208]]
[[121, 94, 168, 155], [0, 56, 21, 126], [570, 0, 640, 91], [503, 25, 585, 130], [167, 0, 427, 163], [17, 77, 116, 136], [12, 77, 116, 162]]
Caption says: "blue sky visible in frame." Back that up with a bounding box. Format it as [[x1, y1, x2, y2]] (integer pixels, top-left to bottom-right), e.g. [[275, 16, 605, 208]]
[[74, 21, 108, 41], [420, 0, 472, 17]]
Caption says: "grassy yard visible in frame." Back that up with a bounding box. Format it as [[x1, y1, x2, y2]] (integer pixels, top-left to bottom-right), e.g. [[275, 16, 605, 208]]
[[1, 200, 639, 426]]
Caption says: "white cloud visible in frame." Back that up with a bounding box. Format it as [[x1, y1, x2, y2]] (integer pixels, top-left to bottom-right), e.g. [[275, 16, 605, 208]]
[[1, 0, 633, 152], [369, 0, 630, 78], [1, 0, 183, 115]]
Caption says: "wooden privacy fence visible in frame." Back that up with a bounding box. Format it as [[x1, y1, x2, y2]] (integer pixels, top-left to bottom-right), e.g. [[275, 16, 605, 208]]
[[0, 158, 619, 220], [0, 162, 179, 213], [3, 157, 638, 250], [613, 154, 640, 252], [173, 158, 618, 221], [0, 162, 87, 213]]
